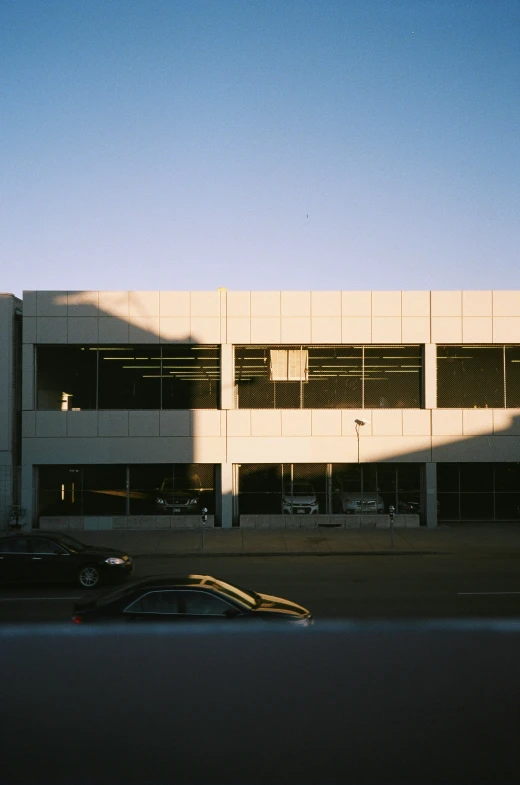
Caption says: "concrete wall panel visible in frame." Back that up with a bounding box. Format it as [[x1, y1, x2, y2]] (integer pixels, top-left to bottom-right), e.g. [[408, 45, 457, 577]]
[[280, 318, 311, 343], [98, 291, 129, 317], [311, 317, 342, 343], [281, 410, 312, 436], [251, 291, 281, 317], [129, 412, 161, 437], [251, 410, 282, 436], [98, 317, 129, 343], [402, 291, 430, 316], [129, 291, 160, 317], [159, 411, 190, 436], [431, 317, 462, 343], [401, 317, 430, 343], [281, 291, 311, 317], [190, 292, 221, 317], [311, 410, 342, 436], [432, 410, 463, 435], [160, 292, 190, 317], [372, 291, 401, 316], [341, 317, 371, 343], [371, 317, 401, 343], [227, 410, 251, 436], [66, 412, 98, 437], [128, 318, 160, 342], [462, 317, 492, 343], [36, 291, 68, 317], [189, 317, 221, 343], [311, 291, 341, 317], [67, 317, 99, 343], [226, 292, 251, 317], [462, 291, 492, 316], [341, 291, 371, 316], [159, 317, 191, 342], [250, 318, 281, 343], [431, 291, 462, 316], [37, 317, 68, 343], [492, 291, 520, 316], [35, 412, 67, 438], [226, 318, 251, 343]]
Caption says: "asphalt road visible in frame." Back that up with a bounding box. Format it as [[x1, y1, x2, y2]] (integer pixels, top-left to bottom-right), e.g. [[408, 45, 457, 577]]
[[1, 553, 520, 623]]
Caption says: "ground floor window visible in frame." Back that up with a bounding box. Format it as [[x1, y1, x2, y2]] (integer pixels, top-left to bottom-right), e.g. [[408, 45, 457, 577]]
[[438, 463, 520, 521], [37, 464, 216, 519], [236, 463, 422, 519]]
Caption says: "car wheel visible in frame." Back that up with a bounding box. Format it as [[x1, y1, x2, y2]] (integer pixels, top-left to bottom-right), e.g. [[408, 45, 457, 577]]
[[78, 564, 101, 589]]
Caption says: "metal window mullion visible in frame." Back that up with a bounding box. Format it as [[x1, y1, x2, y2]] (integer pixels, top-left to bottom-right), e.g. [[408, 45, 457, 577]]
[[503, 345, 507, 409], [361, 346, 365, 409], [125, 466, 130, 516], [95, 345, 99, 410], [300, 346, 303, 409]]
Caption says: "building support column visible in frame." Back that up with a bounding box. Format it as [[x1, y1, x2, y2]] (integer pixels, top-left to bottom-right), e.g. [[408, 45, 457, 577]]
[[425, 462, 438, 528], [219, 463, 233, 528], [20, 463, 35, 530]]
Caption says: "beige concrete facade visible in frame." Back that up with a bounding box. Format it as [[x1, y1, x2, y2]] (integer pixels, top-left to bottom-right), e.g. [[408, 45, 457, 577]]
[[13, 289, 520, 531]]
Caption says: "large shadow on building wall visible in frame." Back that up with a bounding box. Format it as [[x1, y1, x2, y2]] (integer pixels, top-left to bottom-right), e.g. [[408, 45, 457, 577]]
[[32, 291, 219, 526]]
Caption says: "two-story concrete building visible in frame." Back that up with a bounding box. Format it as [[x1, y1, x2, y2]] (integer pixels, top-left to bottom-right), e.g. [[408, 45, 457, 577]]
[[6, 289, 520, 532]]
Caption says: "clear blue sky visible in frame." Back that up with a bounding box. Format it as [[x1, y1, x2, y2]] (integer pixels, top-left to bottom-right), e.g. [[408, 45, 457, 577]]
[[1, 0, 519, 297]]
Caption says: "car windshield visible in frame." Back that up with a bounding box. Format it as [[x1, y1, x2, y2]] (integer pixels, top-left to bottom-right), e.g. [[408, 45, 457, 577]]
[[55, 535, 87, 552]]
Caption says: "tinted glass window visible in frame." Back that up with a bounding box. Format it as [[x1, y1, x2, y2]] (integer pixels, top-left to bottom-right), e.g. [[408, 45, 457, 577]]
[[29, 539, 64, 554], [0, 539, 29, 553], [437, 346, 504, 408], [162, 346, 219, 409], [98, 346, 161, 409], [37, 346, 97, 410], [505, 346, 520, 407], [126, 591, 182, 615], [235, 345, 422, 409], [182, 591, 234, 615]]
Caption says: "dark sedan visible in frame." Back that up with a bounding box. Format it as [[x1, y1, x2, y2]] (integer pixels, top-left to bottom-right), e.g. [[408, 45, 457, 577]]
[[73, 574, 313, 625], [0, 532, 133, 589]]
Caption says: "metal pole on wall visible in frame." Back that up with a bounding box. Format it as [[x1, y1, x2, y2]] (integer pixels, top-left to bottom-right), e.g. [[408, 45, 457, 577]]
[[389, 505, 395, 548]]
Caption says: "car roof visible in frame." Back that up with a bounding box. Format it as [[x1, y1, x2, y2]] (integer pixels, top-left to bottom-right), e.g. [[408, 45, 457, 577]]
[[0, 531, 63, 539]]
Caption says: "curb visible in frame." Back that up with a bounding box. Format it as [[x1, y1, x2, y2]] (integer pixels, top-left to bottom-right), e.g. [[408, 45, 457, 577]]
[[133, 550, 444, 558]]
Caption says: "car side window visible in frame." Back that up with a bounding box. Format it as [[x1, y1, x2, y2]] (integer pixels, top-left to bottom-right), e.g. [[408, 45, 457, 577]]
[[182, 590, 236, 616], [124, 590, 182, 615], [30, 539, 65, 555], [0, 538, 29, 554]]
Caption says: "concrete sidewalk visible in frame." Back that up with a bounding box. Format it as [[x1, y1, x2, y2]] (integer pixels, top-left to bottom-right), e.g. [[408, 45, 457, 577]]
[[71, 524, 520, 557]]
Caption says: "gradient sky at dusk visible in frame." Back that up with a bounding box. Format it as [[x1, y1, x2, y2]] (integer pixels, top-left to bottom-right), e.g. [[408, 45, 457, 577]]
[[1, 0, 519, 297]]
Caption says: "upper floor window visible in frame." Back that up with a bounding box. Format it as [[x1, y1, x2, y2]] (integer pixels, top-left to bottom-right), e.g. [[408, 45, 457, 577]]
[[437, 345, 520, 408], [36, 345, 220, 410], [234, 345, 423, 409]]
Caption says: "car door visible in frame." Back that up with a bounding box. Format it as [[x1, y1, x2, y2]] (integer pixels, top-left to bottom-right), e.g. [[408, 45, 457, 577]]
[[28, 538, 74, 584], [0, 538, 31, 584]]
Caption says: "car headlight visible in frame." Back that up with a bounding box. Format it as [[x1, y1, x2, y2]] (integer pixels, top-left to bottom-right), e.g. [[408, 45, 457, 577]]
[[291, 617, 313, 627], [105, 557, 125, 565], [189, 498, 198, 505], [155, 497, 165, 504]]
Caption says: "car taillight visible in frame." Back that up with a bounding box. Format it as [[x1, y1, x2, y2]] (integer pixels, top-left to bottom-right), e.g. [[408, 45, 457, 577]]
[[72, 614, 82, 624]]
